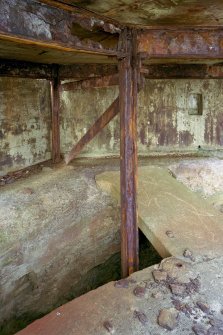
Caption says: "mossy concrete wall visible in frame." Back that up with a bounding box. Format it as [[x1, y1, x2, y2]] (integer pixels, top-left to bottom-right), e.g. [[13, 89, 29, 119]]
[[1, 78, 223, 174], [61, 79, 223, 157], [0, 78, 51, 174]]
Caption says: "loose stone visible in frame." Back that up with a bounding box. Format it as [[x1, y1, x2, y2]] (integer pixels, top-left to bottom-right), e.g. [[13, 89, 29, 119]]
[[133, 286, 146, 298], [114, 279, 129, 288], [134, 310, 148, 325], [158, 308, 179, 330], [196, 302, 210, 314], [192, 323, 207, 335], [152, 270, 167, 282], [103, 320, 114, 334], [170, 283, 186, 296], [183, 249, 196, 262], [152, 291, 163, 299], [166, 230, 175, 238]]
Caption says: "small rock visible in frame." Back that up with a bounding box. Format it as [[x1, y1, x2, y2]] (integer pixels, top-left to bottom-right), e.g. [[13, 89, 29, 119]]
[[103, 321, 114, 334], [170, 284, 186, 296], [196, 302, 210, 314], [114, 279, 129, 288], [145, 281, 156, 289], [209, 318, 223, 330], [192, 323, 207, 335], [152, 291, 163, 299], [133, 286, 146, 298], [158, 308, 179, 330], [166, 230, 175, 238], [134, 310, 148, 325], [152, 270, 167, 282], [183, 249, 195, 262], [21, 187, 34, 195], [208, 325, 223, 335]]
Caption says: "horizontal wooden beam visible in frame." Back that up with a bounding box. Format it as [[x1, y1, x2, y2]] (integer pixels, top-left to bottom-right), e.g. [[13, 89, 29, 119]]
[[138, 29, 223, 59], [59, 64, 118, 80], [0, 60, 53, 79], [65, 97, 119, 164], [0, 61, 118, 80], [142, 64, 223, 79], [62, 74, 119, 91], [0, 0, 119, 57]]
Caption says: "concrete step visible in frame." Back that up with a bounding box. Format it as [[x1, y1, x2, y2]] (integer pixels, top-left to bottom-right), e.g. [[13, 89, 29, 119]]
[[16, 256, 223, 335], [96, 166, 223, 261]]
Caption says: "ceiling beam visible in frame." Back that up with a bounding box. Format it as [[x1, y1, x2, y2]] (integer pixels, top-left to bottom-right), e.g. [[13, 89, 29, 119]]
[[0, 60, 53, 79], [59, 64, 118, 80], [142, 64, 223, 79], [138, 29, 223, 60], [62, 74, 119, 90], [0, 0, 120, 57]]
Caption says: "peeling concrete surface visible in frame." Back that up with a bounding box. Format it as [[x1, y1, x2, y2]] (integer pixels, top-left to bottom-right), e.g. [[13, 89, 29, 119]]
[[1, 78, 223, 175], [15, 256, 223, 335], [61, 79, 223, 159], [0, 78, 51, 174]]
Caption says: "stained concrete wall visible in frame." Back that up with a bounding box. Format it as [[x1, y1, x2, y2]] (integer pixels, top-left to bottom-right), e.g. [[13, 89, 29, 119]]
[[0, 78, 51, 174], [1, 78, 223, 175], [60, 86, 119, 157], [61, 79, 223, 157]]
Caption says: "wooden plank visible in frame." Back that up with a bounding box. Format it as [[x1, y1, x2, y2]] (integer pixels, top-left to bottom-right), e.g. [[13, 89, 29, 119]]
[[65, 97, 119, 164], [50, 67, 61, 163], [119, 29, 139, 278], [62, 74, 119, 91]]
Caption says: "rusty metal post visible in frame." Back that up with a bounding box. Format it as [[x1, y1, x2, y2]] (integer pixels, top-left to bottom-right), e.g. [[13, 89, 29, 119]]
[[50, 66, 61, 163], [119, 29, 139, 278]]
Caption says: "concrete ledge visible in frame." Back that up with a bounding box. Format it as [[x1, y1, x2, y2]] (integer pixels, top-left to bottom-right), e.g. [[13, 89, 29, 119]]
[[96, 166, 223, 261], [16, 256, 223, 335]]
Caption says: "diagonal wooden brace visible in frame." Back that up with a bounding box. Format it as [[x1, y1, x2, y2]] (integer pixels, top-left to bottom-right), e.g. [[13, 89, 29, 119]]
[[65, 97, 119, 164]]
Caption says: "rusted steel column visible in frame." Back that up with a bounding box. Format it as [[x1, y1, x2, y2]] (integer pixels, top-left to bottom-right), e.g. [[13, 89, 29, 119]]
[[50, 66, 61, 163], [119, 29, 139, 278]]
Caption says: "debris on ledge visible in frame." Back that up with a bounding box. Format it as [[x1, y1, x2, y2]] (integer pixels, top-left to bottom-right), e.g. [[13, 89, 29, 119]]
[[16, 256, 223, 335]]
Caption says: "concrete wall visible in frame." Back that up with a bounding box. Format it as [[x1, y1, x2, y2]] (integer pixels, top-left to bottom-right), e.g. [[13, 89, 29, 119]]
[[60, 86, 119, 157], [61, 79, 223, 157], [0, 78, 51, 174], [1, 78, 223, 175]]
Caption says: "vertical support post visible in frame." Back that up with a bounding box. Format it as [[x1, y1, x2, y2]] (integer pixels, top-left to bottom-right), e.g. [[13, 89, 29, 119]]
[[50, 66, 61, 163], [119, 29, 139, 278]]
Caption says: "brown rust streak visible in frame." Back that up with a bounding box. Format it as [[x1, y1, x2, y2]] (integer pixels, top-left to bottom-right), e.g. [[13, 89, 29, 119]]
[[65, 97, 119, 164], [50, 67, 61, 163], [119, 29, 138, 278]]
